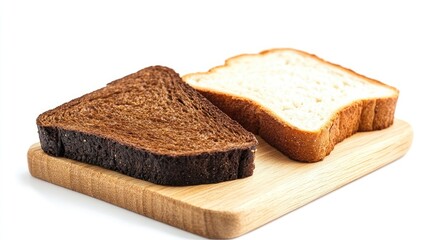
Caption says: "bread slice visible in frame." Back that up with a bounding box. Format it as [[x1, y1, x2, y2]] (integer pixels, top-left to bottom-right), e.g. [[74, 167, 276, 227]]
[[183, 49, 399, 162], [37, 66, 257, 186]]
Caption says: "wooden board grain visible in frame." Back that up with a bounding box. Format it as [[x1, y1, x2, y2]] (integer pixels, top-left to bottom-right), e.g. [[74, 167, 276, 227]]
[[27, 119, 413, 239]]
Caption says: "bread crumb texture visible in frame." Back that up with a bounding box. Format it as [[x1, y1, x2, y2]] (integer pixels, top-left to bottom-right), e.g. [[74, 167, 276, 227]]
[[185, 49, 397, 131], [37, 66, 256, 156]]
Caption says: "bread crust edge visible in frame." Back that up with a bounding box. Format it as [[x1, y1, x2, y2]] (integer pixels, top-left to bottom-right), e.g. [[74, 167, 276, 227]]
[[37, 125, 256, 185]]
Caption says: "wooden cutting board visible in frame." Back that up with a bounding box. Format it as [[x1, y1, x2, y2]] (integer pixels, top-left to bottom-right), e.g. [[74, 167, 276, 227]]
[[27, 119, 413, 239]]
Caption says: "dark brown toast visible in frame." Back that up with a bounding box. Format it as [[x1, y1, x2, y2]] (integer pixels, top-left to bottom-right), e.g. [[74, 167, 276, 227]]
[[37, 66, 257, 186]]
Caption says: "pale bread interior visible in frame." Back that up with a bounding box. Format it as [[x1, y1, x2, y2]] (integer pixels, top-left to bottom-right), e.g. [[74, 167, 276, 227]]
[[185, 50, 397, 131]]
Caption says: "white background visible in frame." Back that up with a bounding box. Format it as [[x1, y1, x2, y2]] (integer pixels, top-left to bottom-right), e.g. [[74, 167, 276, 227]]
[[1, 0, 428, 239]]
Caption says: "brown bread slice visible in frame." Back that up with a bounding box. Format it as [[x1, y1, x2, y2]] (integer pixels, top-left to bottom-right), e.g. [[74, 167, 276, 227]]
[[37, 66, 257, 186], [183, 49, 399, 162]]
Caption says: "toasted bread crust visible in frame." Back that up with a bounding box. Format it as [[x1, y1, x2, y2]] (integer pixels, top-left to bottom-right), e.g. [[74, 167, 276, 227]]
[[184, 49, 398, 162], [38, 125, 256, 185]]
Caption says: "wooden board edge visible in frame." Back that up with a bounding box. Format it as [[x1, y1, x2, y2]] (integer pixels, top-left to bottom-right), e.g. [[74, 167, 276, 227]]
[[233, 119, 414, 236], [27, 145, 242, 238]]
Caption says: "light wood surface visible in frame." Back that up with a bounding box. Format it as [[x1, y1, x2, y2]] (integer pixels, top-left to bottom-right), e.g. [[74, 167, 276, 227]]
[[27, 119, 413, 239]]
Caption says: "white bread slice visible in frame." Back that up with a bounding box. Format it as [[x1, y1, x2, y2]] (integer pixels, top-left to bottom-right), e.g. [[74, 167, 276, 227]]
[[183, 49, 399, 162]]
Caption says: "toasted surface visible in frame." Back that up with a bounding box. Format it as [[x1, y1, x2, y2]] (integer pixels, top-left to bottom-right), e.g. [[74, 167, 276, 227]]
[[37, 66, 257, 185], [183, 49, 399, 162]]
